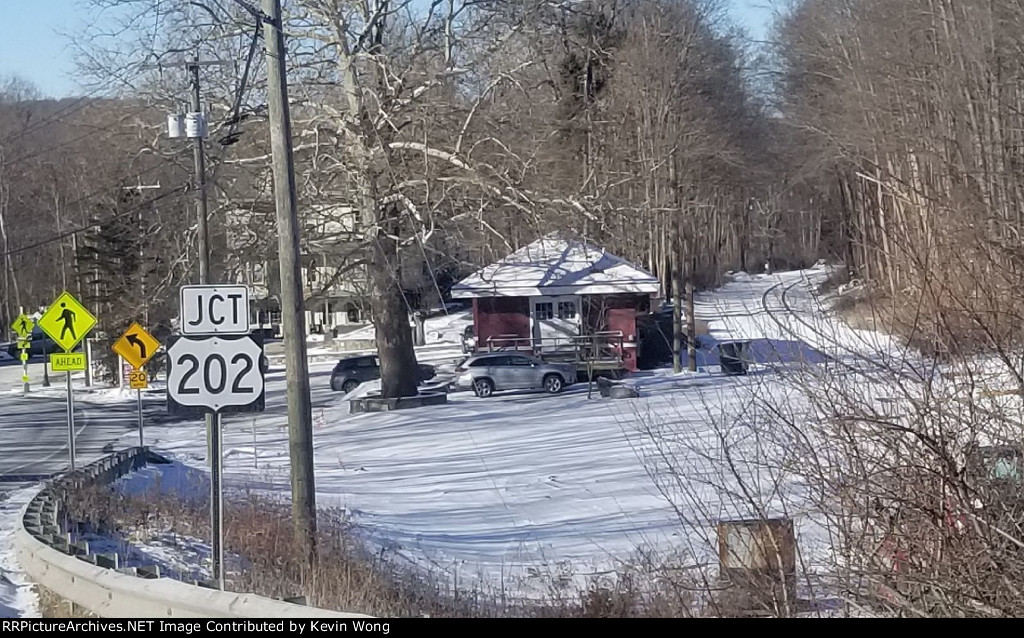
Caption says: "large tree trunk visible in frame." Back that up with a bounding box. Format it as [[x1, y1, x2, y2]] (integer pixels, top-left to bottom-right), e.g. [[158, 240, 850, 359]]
[[370, 227, 420, 399], [331, 5, 421, 400]]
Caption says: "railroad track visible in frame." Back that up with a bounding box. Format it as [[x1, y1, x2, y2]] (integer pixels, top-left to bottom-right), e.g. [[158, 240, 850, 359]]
[[758, 276, 928, 385]]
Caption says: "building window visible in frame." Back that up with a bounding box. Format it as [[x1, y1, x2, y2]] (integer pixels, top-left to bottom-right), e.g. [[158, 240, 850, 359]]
[[535, 302, 553, 320], [558, 301, 577, 320]]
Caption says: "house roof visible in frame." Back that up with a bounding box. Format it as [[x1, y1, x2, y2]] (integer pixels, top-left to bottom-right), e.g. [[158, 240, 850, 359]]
[[451, 235, 660, 298]]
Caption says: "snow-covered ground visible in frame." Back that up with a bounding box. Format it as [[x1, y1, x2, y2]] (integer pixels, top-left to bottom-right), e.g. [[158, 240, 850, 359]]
[[125, 266, 887, 596], [0, 485, 40, 618], [337, 311, 472, 347]]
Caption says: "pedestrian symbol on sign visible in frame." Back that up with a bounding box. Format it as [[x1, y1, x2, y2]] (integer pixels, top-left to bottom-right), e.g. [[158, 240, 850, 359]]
[[10, 313, 34, 340], [37, 292, 96, 352], [58, 303, 77, 340]]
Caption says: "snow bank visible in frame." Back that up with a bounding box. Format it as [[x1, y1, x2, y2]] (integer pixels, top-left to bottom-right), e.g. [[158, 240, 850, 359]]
[[341, 379, 381, 402], [337, 311, 472, 346], [1, 485, 41, 618]]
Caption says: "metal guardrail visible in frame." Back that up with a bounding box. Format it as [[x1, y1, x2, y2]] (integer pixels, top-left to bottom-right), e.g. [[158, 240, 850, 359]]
[[19, 448, 166, 578], [15, 448, 371, 619]]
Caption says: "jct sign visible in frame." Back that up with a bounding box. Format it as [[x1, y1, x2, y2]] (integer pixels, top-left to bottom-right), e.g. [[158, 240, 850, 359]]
[[168, 284, 265, 417], [179, 285, 250, 335]]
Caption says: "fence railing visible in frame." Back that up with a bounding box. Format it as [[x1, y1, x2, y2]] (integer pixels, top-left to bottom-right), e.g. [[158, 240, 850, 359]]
[[484, 331, 626, 367]]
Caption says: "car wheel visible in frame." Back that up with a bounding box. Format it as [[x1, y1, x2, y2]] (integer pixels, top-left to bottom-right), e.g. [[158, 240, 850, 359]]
[[342, 379, 360, 394], [473, 378, 494, 398], [543, 374, 564, 394]]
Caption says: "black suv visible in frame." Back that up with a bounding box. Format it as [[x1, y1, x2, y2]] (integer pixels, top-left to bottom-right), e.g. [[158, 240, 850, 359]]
[[330, 355, 436, 393], [4, 327, 71, 359]]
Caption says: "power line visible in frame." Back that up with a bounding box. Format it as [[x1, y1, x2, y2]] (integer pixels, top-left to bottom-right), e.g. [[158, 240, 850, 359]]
[[16, 158, 170, 218], [0, 87, 108, 148], [1, 113, 153, 167], [219, 21, 263, 147], [0, 184, 188, 259], [0, 25, 263, 265]]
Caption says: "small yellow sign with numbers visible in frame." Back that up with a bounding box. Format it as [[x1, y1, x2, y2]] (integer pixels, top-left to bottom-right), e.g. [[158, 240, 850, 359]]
[[129, 370, 149, 390]]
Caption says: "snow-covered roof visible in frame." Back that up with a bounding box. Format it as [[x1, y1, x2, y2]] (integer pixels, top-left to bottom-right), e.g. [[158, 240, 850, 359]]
[[451, 235, 660, 298]]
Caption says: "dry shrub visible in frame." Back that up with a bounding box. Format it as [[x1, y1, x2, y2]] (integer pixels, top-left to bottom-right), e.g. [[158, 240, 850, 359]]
[[57, 480, 705, 618], [36, 586, 96, 619]]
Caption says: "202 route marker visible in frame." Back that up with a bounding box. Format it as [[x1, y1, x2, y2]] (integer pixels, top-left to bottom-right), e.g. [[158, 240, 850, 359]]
[[166, 335, 265, 414]]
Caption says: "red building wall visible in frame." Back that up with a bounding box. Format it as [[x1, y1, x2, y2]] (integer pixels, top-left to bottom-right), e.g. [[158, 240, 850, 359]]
[[584, 293, 649, 371], [473, 297, 530, 349], [473, 293, 650, 370]]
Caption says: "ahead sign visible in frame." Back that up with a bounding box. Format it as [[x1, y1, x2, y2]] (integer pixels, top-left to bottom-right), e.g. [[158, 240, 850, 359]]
[[166, 335, 265, 414], [180, 285, 250, 335]]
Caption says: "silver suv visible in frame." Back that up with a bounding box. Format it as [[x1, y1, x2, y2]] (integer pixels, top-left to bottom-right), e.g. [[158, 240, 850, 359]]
[[454, 352, 576, 398]]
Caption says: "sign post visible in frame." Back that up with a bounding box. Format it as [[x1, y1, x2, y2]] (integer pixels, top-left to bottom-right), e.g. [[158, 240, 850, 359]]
[[113, 322, 161, 448], [11, 313, 34, 393], [37, 292, 96, 472], [169, 285, 263, 590]]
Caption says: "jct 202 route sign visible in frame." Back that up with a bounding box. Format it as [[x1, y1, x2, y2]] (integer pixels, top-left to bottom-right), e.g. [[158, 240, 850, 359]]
[[166, 334, 266, 415]]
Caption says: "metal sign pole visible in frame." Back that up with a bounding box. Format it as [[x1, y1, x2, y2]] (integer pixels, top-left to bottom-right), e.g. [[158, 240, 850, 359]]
[[170, 287, 264, 593], [85, 339, 93, 387], [137, 388, 144, 447], [210, 411, 224, 590], [16, 308, 29, 393], [21, 351, 29, 394], [67, 367, 76, 471]]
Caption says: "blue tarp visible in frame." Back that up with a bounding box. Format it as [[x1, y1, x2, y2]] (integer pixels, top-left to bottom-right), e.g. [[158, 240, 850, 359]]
[[677, 336, 829, 370]]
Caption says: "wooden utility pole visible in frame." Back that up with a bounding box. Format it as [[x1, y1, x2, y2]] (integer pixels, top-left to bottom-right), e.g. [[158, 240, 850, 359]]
[[686, 257, 697, 373], [263, 0, 317, 556], [189, 61, 211, 284], [670, 152, 683, 373], [184, 58, 226, 589]]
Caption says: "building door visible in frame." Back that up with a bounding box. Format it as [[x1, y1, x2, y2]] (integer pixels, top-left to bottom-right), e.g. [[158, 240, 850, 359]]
[[532, 296, 580, 351]]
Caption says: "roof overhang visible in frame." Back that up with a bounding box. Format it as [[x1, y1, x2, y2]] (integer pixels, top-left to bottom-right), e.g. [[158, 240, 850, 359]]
[[451, 281, 659, 299]]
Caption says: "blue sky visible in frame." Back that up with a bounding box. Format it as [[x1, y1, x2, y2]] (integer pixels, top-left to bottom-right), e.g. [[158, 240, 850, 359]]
[[1, 1, 778, 98]]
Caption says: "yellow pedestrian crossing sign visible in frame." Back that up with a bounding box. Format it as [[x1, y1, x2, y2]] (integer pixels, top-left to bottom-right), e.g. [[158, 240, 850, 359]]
[[11, 314, 33, 339], [38, 292, 96, 352], [113, 322, 161, 370]]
